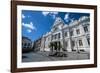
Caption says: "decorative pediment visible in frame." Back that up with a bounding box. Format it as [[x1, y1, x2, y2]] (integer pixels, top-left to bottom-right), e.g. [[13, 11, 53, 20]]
[[52, 25, 62, 32], [51, 17, 64, 32], [53, 17, 64, 27]]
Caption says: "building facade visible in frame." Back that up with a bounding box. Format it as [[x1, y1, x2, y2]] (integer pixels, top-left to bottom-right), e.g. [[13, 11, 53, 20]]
[[22, 36, 33, 52], [40, 16, 90, 52], [33, 38, 42, 51]]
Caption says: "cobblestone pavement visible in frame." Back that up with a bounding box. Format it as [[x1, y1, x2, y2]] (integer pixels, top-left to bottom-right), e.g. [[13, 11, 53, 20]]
[[22, 51, 90, 62]]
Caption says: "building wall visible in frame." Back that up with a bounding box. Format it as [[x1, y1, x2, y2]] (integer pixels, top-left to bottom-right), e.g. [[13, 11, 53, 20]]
[[34, 38, 42, 51], [40, 37, 45, 51], [41, 16, 90, 53], [22, 37, 32, 49]]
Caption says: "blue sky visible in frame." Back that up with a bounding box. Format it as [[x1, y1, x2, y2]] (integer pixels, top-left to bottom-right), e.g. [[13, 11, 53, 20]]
[[22, 10, 90, 41]]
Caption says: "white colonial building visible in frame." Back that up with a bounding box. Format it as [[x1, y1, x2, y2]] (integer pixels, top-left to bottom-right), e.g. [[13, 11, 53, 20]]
[[40, 16, 90, 53]]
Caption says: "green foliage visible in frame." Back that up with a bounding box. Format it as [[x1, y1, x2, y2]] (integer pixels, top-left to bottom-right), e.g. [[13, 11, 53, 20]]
[[49, 41, 62, 51]]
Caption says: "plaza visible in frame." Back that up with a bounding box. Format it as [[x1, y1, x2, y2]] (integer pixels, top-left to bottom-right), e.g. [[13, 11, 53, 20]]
[[22, 51, 89, 62]]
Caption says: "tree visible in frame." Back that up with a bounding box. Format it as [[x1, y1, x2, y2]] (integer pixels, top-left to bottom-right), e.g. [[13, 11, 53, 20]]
[[56, 41, 62, 52], [49, 42, 53, 52]]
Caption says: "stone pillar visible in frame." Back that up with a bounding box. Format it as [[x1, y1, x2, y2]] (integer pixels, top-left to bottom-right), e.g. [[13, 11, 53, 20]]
[[61, 25, 66, 52], [67, 26, 72, 52]]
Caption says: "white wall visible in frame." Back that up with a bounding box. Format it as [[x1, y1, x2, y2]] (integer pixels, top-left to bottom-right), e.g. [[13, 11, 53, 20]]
[[0, 0, 99, 73]]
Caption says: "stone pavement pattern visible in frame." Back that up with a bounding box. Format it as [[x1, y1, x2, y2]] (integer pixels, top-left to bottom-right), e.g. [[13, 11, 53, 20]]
[[22, 51, 89, 62]]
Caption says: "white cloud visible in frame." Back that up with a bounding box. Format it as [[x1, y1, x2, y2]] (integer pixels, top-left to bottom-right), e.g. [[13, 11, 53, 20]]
[[27, 29, 32, 33], [22, 14, 25, 19], [22, 14, 31, 19], [64, 13, 70, 22], [22, 22, 36, 33], [28, 15, 31, 18], [42, 11, 58, 19], [50, 12, 58, 15], [22, 22, 36, 30], [42, 12, 49, 16]]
